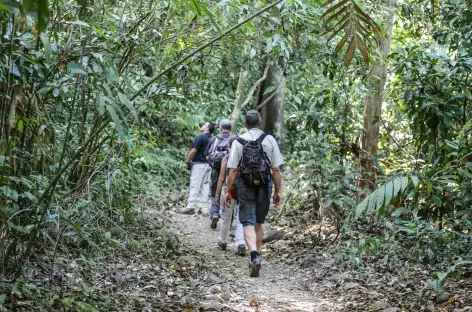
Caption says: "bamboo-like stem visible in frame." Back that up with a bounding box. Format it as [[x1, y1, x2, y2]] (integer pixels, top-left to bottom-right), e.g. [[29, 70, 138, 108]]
[[15, 0, 286, 274], [0, 16, 15, 145], [58, 79, 80, 168]]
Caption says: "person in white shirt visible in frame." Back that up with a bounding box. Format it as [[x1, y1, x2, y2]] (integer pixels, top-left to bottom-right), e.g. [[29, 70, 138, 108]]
[[214, 136, 246, 256], [225, 110, 283, 277]]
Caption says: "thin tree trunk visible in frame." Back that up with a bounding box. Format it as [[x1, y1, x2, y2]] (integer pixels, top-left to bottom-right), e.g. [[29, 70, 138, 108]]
[[229, 68, 246, 133], [359, 0, 396, 189]]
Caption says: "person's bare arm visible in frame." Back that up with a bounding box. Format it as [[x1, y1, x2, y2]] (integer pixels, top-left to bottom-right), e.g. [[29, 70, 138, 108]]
[[224, 168, 238, 206], [215, 159, 227, 205], [272, 167, 281, 193], [272, 167, 282, 205], [186, 148, 197, 163]]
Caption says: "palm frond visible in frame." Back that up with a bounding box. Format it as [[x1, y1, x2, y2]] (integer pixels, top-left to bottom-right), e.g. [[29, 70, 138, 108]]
[[321, 0, 382, 66]]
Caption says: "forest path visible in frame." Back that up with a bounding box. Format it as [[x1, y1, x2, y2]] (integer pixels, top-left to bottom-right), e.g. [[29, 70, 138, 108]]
[[166, 211, 347, 312]]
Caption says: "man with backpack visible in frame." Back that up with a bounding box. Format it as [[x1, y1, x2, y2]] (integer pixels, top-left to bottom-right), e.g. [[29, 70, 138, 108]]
[[206, 119, 232, 228], [182, 122, 215, 215], [225, 110, 283, 277], [214, 136, 246, 256]]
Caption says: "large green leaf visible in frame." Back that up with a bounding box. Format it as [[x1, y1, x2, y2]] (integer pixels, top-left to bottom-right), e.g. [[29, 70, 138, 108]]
[[383, 181, 394, 214], [367, 189, 377, 213], [355, 196, 369, 217], [0, 2, 9, 11], [107, 104, 125, 138], [67, 62, 87, 75], [375, 184, 386, 214], [354, 175, 419, 218], [39, 33, 51, 62], [401, 176, 409, 193], [118, 93, 138, 119], [22, 0, 50, 32], [321, 0, 382, 66]]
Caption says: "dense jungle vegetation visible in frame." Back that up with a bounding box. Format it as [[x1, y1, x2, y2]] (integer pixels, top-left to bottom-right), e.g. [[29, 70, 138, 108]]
[[1, 0, 472, 310]]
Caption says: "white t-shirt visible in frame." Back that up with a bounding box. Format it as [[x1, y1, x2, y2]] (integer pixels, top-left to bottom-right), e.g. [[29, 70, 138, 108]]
[[227, 128, 284, 169]]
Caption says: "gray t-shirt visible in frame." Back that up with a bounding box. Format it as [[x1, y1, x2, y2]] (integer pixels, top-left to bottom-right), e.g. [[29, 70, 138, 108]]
[[227, 128, 283, 169]]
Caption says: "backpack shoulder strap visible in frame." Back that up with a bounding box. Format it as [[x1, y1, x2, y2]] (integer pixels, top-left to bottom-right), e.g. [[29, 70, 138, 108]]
[[258, 133, 272, 165], [236, 136, 247, 145], [257, 133, 268, 143]]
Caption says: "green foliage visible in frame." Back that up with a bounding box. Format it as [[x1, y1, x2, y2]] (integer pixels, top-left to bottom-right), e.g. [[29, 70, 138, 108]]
[[342, 236, 381, 268], [1, 0, 472, 307], [428, 260, 472, 295], [354, 175, 418, 218], [321, 0, 382, 66], [393, 216, 472, 265]]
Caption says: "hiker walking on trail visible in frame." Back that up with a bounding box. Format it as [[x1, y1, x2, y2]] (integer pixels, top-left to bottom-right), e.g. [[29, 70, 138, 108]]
[[225, 110, 283, 277], [214, 136, 247, 256], [182, 122, 215, 215], [206, 119, 232, 229]]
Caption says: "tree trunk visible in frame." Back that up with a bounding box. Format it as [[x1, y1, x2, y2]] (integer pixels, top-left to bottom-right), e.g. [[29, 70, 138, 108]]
[[229, 68, 246, 133], [258, 63, 285, 137], [359, 0, 396, 189]]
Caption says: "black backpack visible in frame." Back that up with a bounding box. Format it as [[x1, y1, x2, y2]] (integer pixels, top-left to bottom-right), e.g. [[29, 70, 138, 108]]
[[208, 134, 230, 170], [236, 133, 272, 187]]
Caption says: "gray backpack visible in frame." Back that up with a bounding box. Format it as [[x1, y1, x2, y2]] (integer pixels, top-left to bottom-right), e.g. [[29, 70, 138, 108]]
[[209, 134, 230, 170]]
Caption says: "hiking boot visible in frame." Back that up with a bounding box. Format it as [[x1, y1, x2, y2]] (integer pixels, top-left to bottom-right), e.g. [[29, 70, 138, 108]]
[[217, 241, 227, 250], [249, 256, 261, 277], [210, 216, 219, 229], [236, 245, 246, 257], [180, 208, 195, 215]]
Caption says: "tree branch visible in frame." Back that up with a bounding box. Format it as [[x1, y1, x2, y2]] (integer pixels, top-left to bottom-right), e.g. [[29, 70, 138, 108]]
[[15, 0, 287, 274], [240, 62, 270, 109], [130, 0, 285, 101]]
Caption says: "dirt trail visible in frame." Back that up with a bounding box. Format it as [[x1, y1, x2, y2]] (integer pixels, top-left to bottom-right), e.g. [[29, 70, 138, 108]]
[[167, 211, 346, 312]]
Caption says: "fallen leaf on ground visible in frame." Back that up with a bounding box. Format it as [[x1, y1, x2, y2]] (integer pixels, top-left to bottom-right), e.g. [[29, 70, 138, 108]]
[[249, 298, 260, 307]]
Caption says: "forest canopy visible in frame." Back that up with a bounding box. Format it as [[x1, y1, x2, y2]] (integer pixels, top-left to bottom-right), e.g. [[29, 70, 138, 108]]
[[1, 0, 472, 310]]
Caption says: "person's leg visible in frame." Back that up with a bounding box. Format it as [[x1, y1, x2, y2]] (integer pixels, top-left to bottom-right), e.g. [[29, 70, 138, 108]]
[[198, 164, 211, 214], [235, 205, 246, 247], [243, 226, 257, 252], [255, 223, 263, 253], [184, 164, 204, 213], [235, 205, 246, 256], [254, 185, 272, 252], [209, 197, 220, 218], [237, 182, 260, 277], [218, 197, 235, 248], [238, 184, 257, 252], [209, 168, 220, 221], [209, 198, 219, 229]]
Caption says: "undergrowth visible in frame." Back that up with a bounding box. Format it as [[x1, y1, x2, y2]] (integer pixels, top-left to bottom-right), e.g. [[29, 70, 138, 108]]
[[0, 215, 181, 311]]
